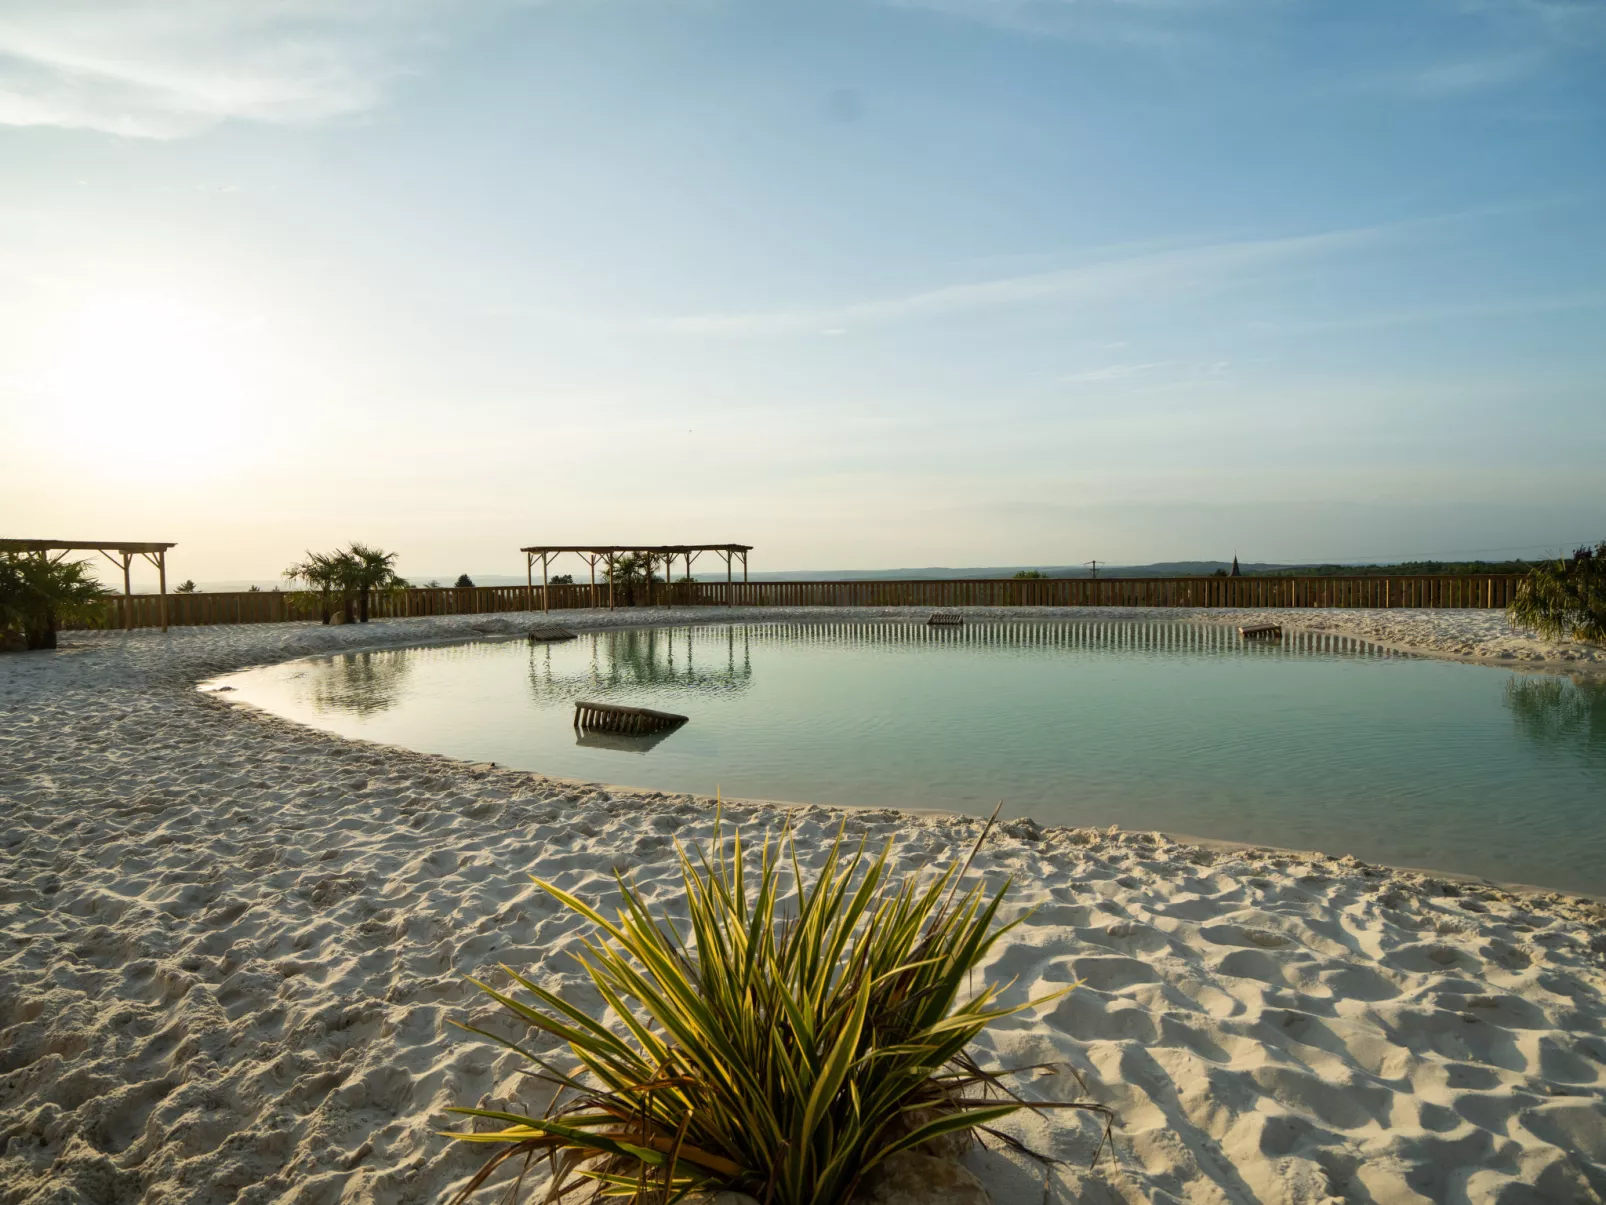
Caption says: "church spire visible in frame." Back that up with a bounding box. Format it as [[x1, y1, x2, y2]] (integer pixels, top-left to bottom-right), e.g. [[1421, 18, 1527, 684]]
[[1230, 554, 1241, 577]]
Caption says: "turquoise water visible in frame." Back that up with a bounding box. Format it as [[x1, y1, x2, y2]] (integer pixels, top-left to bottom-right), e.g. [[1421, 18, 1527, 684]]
[[216, 621, 1606, 895]]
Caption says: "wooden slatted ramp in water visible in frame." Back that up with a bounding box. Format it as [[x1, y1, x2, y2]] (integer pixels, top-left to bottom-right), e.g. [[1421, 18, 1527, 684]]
[[1239, 623, 1283, 639], [573, 700, 689, 735], [528, 626, 577, 642], [927, 611, 964, 626]]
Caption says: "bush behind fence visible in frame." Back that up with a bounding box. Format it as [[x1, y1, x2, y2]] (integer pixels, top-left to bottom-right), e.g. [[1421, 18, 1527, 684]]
[[71, 574, 1524, 631]]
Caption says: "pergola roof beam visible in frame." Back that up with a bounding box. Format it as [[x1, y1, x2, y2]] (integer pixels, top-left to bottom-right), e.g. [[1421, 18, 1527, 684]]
[[0, 539, 176, 554], [517, 544, 752, 555]]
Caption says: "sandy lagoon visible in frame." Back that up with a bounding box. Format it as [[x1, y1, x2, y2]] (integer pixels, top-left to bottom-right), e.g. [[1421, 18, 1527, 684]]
[[2, 607, 1604, 1204]]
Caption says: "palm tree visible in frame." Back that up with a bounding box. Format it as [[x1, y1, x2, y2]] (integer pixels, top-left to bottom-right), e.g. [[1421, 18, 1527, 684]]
[[1508, 541, 1606, 644], [344, 542, 407, 623], [606, 552, 661, 607], [285, 544, 407, 624], [284, 550, 351, 624], [0, 555, 113, 651]]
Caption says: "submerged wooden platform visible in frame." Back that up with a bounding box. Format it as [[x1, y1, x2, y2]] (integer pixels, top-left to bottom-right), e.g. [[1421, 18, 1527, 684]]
[[573, 700, 688, 735], [927, 611, 964, 626], [1239, 623, 1283, 639], [528, 626, 577, 642]]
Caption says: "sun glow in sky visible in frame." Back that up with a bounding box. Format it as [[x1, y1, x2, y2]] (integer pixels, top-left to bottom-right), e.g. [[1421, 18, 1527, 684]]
[[1, 1, 1603, 587], [40, 292, 257, 470]]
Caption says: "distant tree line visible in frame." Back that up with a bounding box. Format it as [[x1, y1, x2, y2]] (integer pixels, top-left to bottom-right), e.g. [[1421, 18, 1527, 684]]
[[1242, 560, 1538, 578]]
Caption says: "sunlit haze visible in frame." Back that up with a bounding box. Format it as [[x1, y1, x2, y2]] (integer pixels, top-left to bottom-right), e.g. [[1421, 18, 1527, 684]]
[[3, 1, 1604, 589]]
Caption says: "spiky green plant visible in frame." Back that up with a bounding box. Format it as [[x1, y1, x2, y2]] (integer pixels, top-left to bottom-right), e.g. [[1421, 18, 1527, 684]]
[[1508, 542, 1606, 644], [444, 813, 1105, 1204]]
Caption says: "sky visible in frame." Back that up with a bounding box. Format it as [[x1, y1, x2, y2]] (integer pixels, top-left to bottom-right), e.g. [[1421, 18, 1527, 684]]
[[2, 0, 1604, 588]]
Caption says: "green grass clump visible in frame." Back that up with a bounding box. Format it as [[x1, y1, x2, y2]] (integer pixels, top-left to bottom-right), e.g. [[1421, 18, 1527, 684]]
[[444, 811, 1102, 1204]]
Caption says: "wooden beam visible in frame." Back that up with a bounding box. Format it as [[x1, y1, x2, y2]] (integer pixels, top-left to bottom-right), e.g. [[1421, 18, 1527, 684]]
[[137, 549, 170, 632], [121, 552, 132, 630]]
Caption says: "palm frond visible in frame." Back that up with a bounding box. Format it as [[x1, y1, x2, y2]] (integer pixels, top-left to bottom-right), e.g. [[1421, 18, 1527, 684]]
[[1508, 542, 1606, 644]]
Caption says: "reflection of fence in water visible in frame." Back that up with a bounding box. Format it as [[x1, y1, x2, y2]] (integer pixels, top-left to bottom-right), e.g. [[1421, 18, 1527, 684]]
[[528, 626, 755, 701], [728, 620, 1408, 660]]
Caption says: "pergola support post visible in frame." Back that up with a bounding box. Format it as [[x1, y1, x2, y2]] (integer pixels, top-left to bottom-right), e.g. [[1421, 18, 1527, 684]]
[[526, 552, 534, 612], [121, 552, 133, 630]]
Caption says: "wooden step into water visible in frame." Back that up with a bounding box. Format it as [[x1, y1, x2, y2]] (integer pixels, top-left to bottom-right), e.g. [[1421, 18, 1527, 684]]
[[927, 611, 964, 626], [1239, 623, 1282, 639], [573, 700, 689, 735], [528, 626, 577, 642]]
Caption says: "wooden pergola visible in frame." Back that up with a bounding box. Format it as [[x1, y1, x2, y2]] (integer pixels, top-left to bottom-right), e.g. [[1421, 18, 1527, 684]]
[[0, 539, 175, 632], [519, 544, 751, 611]]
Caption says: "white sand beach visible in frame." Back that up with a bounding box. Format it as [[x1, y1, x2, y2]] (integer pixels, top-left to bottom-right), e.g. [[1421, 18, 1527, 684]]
[[3, 609, 1604, 1205]]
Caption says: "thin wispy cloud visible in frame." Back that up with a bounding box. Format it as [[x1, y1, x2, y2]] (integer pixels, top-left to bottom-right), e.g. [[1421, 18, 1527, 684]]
[[1246, 291, 1606, 335], [897, 0, 1605, 102], [1368, 0, 1606, 96], [1061, 362, 1167, 383], [1382, 51, 1547, 95], [0, 1, 469, 138], [651, 219, 1434, 338], [1060, 360, 1230, 385], [879, 0, 1275, 51]]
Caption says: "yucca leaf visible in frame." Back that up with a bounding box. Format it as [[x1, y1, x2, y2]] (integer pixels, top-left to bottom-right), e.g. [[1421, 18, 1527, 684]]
[[869, 1103, 1023, 1167]]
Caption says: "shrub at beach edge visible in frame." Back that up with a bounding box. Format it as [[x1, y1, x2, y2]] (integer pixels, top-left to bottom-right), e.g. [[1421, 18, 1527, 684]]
[[1508, 541, 1606, 645]]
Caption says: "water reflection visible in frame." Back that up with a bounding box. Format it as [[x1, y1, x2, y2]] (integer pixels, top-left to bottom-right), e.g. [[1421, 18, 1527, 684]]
[[306, 649, 415, 716], [574, 727, 683, 754], [728, 619, 1409, 660], [1505, 675, 1606, 756], [528, 626, 754, 701]]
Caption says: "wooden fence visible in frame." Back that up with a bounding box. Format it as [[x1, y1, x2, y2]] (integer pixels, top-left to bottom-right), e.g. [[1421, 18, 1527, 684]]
[[72, 574, 1524, 632]]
